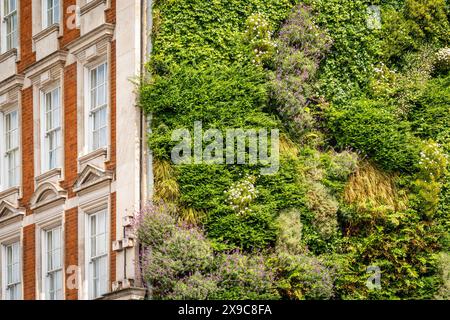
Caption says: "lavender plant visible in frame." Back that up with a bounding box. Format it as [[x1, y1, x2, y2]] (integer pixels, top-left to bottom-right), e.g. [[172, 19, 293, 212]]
[[270, 4, 333, 138]]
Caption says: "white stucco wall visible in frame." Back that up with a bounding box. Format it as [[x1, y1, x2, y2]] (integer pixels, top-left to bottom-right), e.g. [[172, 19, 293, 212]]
[[115, 0, 143, 284]]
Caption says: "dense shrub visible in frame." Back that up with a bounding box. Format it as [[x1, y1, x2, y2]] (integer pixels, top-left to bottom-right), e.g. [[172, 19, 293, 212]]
[[275, 209, 305, 255], [410, 73, 450, 141], [212, 252, 280, 300], [272, 252, 336, 300], [136, 202, 280, 300], [327, 99, 420, 172]]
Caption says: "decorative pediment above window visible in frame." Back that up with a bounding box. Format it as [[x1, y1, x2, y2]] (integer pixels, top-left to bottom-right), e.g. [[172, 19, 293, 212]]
[[0, 75, 24, 106], [73, 164, 114, 194], [30, 182, 67, 211], [25, 51, 67, 89], [0, 200, 25, 224], [66, 23, 115, 64]]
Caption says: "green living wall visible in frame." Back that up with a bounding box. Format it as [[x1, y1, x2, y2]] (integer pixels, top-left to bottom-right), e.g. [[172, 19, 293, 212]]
[[139, 0, 450, 300]]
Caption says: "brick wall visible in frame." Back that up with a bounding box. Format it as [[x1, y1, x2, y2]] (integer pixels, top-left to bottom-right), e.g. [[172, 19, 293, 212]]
[[65, 208, 78, 300], [17, 0, 36, 73], [61, 63, 78, 198], [19, 87, 34, 214], [106, 40, 116, 171], [59, 0, 81, 48], [22, 225, 36, 300], [106, 0, 116, 24], [13, 0, 119, 301]]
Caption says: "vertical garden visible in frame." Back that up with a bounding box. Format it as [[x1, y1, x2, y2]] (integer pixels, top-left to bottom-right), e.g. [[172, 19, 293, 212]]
[[139, 0, 450, 299]]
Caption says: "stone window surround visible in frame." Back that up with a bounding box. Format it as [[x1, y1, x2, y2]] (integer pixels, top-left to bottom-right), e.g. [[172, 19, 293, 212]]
[[0, 0, 21, 57], [77, 192, 111, 300], [32, 0, 64, 40], [65, 23, 114, 171], [23, 51, 68, 188], [34, 206, 64, 301], [0, 75, 24, 203], [0, 226, 23, 301]]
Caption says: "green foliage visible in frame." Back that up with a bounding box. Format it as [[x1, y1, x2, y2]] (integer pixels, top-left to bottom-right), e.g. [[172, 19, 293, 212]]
[[272, 252, 336, 300], [412, 141, 449, 219], [211, 252, 280, 300], [150, 0, 297, 71], [137, 203, 215, 298], [140, 63, 276, 160], [303, 0, 382, 103], [244, 13, 277, 66], [327, 99, 419, 172], [338, 209, 443, 299], [410, 73, 450, 142], [137, 203, 279, 300], [306, 182, 339, 240], [275, 209, 305, 255], [140, 0, 450, 300]]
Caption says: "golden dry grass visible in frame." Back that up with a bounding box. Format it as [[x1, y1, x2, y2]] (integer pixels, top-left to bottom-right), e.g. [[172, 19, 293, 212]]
[[153, 159, 180, 202], [179, 207, 206, 225], [280, 135, 299, 159], [344, 161, 408, 213], [153, 160, 205, 224]]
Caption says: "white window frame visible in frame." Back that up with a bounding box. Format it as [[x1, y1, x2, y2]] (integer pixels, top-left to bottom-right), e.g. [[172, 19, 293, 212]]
[[0, 106, 20, 192], [85, 207, 109, 300], [1, 240, 21, 300], [40, 85, 62, 174], [42, 225, 63, 300], [0, 0, 18, 54], [84, 61, 109, 154], [42, 0, 60, 29]]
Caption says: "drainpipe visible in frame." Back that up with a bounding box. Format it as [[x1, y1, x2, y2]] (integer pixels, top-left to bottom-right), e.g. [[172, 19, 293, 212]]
[[138, 0, 154, 297], [139, 0, 154, 210]]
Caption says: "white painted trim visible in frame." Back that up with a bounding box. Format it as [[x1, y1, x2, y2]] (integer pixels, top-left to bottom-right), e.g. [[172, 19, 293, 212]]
[[0, 234, 22, 300], [41, 0, 62, 30], [39, 84, 63, 174], [78, 194, 111, 300], [83, 57, 110, 157], [0, 103, 21, 193], [37, 220, 65, 300]]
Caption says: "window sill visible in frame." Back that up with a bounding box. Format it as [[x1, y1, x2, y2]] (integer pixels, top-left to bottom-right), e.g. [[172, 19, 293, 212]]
[[35, 168, 62, 186], [33, 24, 60, 43], [79, 148, 108, 167], [0, 48, 17, 64]]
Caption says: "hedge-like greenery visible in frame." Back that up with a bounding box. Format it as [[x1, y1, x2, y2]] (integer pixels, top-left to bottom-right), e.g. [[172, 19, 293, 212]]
[[140, 0, 450, 300]]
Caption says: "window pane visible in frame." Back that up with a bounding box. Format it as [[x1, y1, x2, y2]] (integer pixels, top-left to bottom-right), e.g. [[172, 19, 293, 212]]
[[97, 84, 106, 107], [52, 89, 60, 128], [91, 69, 97, 91], [54, 0, 60, 24], [98, 256, 108, 295], [99, 127, 107, 149], [47, 230, 53, 270], [55, 270, 63, 299], [98, 64, 106, 85]]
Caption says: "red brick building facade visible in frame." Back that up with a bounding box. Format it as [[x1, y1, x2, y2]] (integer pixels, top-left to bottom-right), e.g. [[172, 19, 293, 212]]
[[0, 0, 150, 300]]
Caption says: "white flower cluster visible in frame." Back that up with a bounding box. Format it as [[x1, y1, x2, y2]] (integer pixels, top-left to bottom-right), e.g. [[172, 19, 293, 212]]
[[225, 175, 259, 216], [436, 47, 450, 64], [245, 13, 276, 66], [418, 141, 449, 180]]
